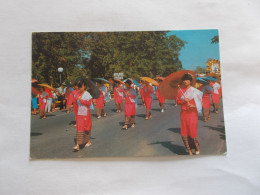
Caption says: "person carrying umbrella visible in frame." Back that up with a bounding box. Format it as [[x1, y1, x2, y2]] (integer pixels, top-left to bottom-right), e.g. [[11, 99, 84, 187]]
[[142, 81, 154, 120], [199, 81, 213, 122], [38, 87, 48, 119], [95, 80, 106, 118], [209, 80, 221, 114], [122, 79, 137, 130], [156, 79, 165, 112], [176, 73, 203, 155], [72, 78, 93, 151], [114, 80, 124, 112]]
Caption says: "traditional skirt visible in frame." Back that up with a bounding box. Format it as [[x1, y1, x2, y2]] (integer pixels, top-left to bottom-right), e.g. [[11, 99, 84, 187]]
[[180, 109, 198, 138], [76, 115, 92, 132], [76, 131, 91, 145], [144, 98, 152, 110], [211, 94, 220, 104], [124, 103, 135, 116], [96, 98, 104, 109], [202, 95, 211, 108], [115, 96, 123, 104]]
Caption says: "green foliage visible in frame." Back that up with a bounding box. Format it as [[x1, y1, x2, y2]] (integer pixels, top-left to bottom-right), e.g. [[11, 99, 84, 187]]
[[194, 66, 206, 74], [32, 31, 186, 84]]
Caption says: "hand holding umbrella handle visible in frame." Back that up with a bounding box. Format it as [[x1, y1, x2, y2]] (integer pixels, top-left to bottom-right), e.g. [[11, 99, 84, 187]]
[[177, 84, 190, 106]]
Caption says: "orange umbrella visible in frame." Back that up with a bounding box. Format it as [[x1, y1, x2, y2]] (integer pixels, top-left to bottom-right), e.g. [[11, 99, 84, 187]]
[[140, 77, 159, 86], [159, 70, 196, 100], [156, 77, 165, 81], [38, 83, 54, 90], [31, 79, 38, 83], [115, 79, 125, 85]]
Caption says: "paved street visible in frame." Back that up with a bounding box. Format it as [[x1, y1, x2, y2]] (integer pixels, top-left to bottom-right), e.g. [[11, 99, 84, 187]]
[[30, 96, 226, 159]]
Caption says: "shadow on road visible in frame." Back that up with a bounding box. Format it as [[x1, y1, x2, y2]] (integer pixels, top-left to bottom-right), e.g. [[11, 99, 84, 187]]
[[203, 125, 225, 133], [31, 132, 42, 136], [136, 114, 146, 118], [203, 125, 226, 140], [118, 122, 125, 126], [168, 128, 180, 134], [149, 141, 187, 155], [151, 108, 161, 112], [69, 121, 76, 125], [46, 114, 56, 117]]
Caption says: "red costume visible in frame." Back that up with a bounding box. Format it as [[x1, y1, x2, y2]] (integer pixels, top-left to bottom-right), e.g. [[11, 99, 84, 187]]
[[156, 87, 165, 104], [200, 85, 211, 109], [114, 86, 123, 104], [39, 91, 48, 111], [76, 91, 92, 132], [95, 88, 104, 109], [210, 82, 220, 104], [143, 85, 153, 110], [66, 87, 74, 106], [72, 90, 80, 118], [124, 88, 136, 116], [176, 87, 198, 138]]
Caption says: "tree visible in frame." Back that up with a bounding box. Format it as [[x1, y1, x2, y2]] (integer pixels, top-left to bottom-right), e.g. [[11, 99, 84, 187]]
[[32, 31, 186, 85], [211, 35, 219, 44]]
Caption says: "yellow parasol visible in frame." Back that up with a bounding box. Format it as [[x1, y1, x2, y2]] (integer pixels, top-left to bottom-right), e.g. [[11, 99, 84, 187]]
[[38, 83, 54, 90], [140, 77, 159, 86]]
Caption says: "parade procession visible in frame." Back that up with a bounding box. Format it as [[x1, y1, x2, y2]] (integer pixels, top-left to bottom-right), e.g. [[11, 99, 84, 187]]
[[30, 31, 226, 159]]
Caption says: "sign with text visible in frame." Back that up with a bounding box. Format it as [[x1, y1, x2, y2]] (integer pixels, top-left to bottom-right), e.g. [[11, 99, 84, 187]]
[[114, 73, 124, 80]]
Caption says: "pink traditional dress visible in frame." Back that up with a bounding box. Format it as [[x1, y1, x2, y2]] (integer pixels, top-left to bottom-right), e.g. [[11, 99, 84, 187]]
[[210, 82, 220, 104], [76, 91, 92, 132], [114, 86, 123, 104], [124, 88, 136, 116], [176, 87, 202, 139], [66, 87, 74, 106], [95, 88, 104, 109], [39, 91, 48, 111], [156, 86, 165, 104], [143, 85, 153, 110], [200, 85, 212, 109], [75, 91, 93, 146]]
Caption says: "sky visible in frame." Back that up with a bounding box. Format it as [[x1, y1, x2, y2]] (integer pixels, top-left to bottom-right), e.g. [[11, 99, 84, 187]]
[[167, 29, 220, 70]]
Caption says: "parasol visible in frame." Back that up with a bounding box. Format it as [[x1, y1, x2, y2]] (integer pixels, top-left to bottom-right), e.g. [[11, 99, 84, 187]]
[[202, 76, 218, 81], [140, 77, 159, 86], [196, 77, 208, 84], [94, 78, 110, 84], [31, 79, 38, 83], [156, 77, 165, 81], [86, 78, 100, 99], [132, 80, 141, 88], [38, 83, 54, 90], [31, 87, 40, 95], [207, 73, 220, 80], [158, 70, 196, 100], [115, 79, 125, 85], [109, 79, 114, 84]]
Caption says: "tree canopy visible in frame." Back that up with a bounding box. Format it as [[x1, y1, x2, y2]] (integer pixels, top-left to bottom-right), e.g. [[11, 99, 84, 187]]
[[211, 35, 219, 44], [32, 31, 186, 87]]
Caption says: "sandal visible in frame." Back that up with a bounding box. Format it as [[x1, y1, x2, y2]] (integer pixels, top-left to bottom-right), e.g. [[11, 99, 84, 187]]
[[85, 142, 92, 147], [122, 125, 128, 130], [131, 124, 135, 128], [72, 145, 79, 151], [145, 117, 149, 120]]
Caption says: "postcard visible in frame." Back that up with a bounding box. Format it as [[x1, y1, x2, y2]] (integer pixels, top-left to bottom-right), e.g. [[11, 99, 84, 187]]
[[30, 30, 226, 159]]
